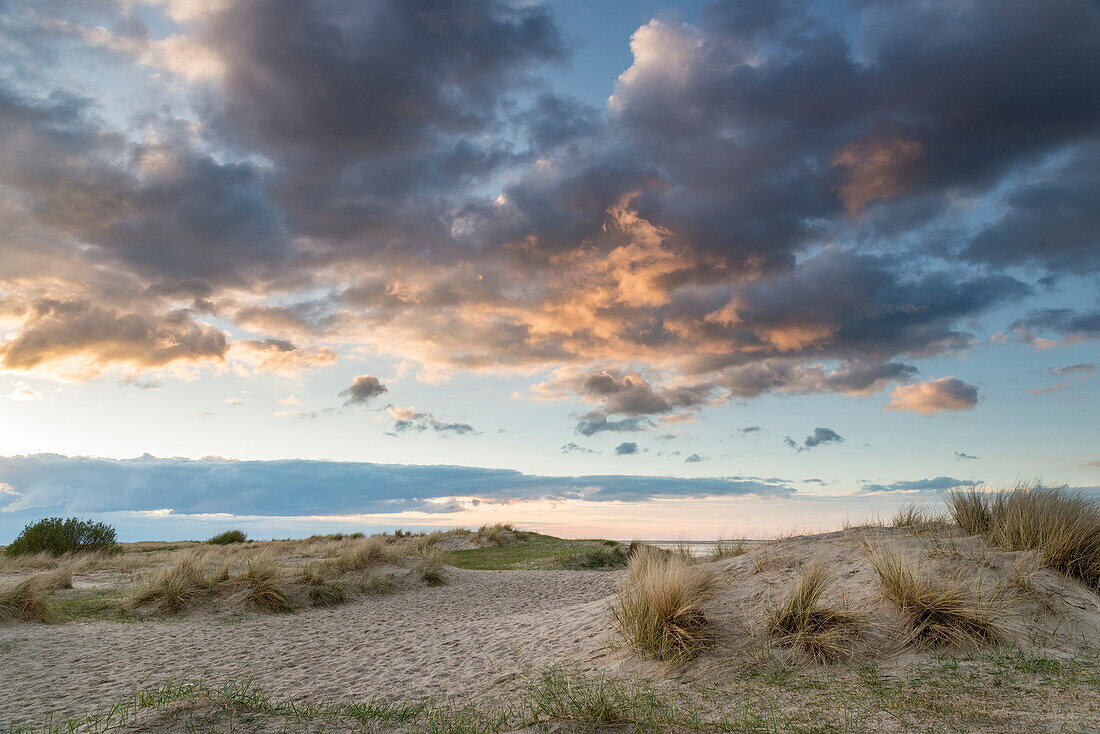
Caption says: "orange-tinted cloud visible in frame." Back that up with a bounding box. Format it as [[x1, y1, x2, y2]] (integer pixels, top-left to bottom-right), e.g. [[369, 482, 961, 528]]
[[833, 137, 924, 213], [0, 298, 226, 379], [885, 377, 978, 416]]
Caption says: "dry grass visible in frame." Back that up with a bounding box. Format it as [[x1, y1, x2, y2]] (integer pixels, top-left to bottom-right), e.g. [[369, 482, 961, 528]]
[[0, 576, 55, 623], [323, 537, 394, 574], [129, 552, 211, 615], [245, 555, 291, 613], [891, 504, 948, 528], [947, 484, 1100, 591], [611, 545, 716, 660], [416, 550, 447, 586], [474, 523, 516, 546], [766, 562, 859, 661], [867, 543, 1004, 648], [708, 536, 749, 561]]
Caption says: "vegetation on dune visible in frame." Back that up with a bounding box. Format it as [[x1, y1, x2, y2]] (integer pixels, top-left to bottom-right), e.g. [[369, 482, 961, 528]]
[[611, 545, 716, 660], [5, 517, 118, 557], [473, 522, 518, 546], [441, 532, 624, 570], [245, 554, 291, 613], [207, 529, 248, 545], [766, 562, 860, 662], [13, 647, 1100, 734], [129, 552, 212, 615], [867, 542, 1005, 648], [0, 576, 55, 623], [947, 484, 1100, 591]]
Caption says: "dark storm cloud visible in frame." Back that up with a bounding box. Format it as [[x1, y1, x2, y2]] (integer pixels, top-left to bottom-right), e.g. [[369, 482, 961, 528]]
[[860, 477, 977, 494], [963, 145, 1100, 273], [614, 442, 639, 455], [208, 0, 564, 161], [0, 454, 795, 522], [785, 427, 844, 452], [340, 374, 387, 405]]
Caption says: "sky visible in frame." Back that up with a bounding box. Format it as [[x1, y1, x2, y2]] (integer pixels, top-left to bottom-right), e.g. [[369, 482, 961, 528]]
[[0, 0, 1097, 541]]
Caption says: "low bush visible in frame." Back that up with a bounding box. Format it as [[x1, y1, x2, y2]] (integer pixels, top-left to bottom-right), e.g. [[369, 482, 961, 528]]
[[5, 517, 117, 557], [207, 530, 248, 545], [559, 545, 628, 570]]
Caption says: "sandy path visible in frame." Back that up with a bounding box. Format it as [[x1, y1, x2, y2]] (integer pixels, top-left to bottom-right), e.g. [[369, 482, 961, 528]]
[[0, 568, 620, 728]]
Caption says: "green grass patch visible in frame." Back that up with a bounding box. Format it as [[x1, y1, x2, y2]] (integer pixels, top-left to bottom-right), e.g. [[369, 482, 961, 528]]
[[50, 590, 130, 622], [440, 533, 625, 570]]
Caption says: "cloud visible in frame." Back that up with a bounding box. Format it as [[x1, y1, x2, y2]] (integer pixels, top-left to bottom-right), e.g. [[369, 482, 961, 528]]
[[560, 442, 597, 455], [1050, 364, 1094, 376], [885, 377, 978, 416], [1006, 310, 1100, 349], [0, 0, 1095, 431], [1028, 382, 1071, 395], [231, 339, 337, 376], [784, 427, 844, 452], [1088, 460, 1100, 468], [0, 454, 796, 520], [615, 442, 639, 455], [737, 426, 763, 434], [860, 477, 977, 494], [277, 395, 300, 405], [340, 375, 387, 405], [3, 382, 41, 401], [0, 299, 227, 379], [684, 453, 708, 463], [574, 411, 652, 436], [954, 451, 980, 461], [385, 406, 478, 436], [225, 397, 242, 406]]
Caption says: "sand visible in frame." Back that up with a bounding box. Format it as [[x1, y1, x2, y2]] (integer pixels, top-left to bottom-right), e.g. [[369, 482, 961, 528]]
[[3, 525, 1099, 730], [0, 568, 619, 728]]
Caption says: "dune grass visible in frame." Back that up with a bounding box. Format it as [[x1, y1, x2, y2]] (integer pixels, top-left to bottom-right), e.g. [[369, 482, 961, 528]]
[[891, 505, 949, 528], [947, 484, 1100, 591], [708, 536, 749, 561], [473, 522, 517, 546], [611, 546, 716, 660], [766, 562, 859, 661], [0, 577, 55, 623], [244, 554, 291, 613], [129, 552, 212, 615], [867, 543, 1004, 648], [324, 537, 395, 574]]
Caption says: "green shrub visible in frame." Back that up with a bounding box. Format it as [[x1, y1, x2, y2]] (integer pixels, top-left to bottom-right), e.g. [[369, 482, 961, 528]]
[[5, 517, 117, 557], [207, 529, 248, 545]]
